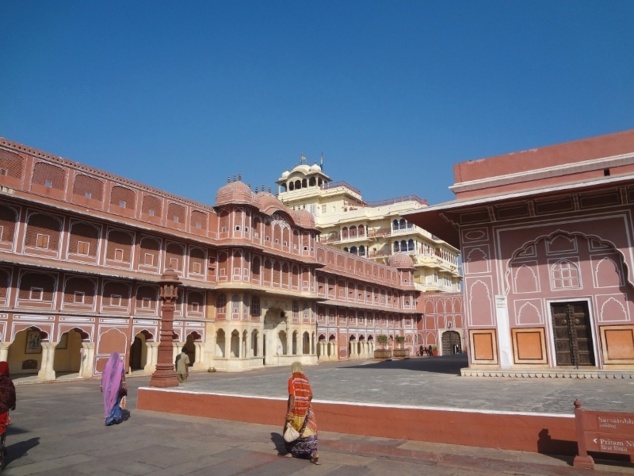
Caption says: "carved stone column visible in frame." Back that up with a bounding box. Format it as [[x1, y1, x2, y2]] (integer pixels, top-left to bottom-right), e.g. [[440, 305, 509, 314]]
[[38, 342, 57, 380], [150, 270, 181, 388]]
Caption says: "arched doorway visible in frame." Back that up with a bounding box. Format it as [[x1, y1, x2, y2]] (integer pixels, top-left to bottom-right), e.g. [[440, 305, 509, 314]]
[[263, 308, 287, 365], [442, 330, 461, 355], [129, 330, 152, 372], [8, 327, 48, 378], [53, 328, 88, 377]]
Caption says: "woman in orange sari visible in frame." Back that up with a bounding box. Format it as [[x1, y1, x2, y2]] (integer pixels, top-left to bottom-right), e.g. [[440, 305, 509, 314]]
[[283, 361, 319, 464]]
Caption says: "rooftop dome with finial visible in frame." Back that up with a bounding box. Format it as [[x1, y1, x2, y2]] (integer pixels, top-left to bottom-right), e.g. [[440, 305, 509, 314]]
[[215, 175, 255, 206], [388, 253, 414, 268]]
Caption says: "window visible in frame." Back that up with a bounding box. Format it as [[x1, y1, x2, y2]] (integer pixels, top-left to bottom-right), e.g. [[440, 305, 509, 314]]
[[85, 192, 92, 199], [77, 241, 90, 255], [144, 253, 154, 266], [169, 258, 179, 269], [173, 216, 179, 223], [552, 260, 580, 289], [110, 294, 122, 306], [119, 200, 126, 208], [74, 291, 85, 304], [30, 287, 43, 300], [191, 302, 200, 313], [195, 222, 201, 229], [149, 209, 155, 217], [141, 297, 152, 309], [36, 234, 50, 249], [192, 262, 202, 274], [114, 249, 124, 261], [251, 296, 261, 316], [45, 180, 52, 188]]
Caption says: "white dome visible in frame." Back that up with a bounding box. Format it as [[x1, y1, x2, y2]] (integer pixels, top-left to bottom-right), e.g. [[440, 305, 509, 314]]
[[281, 170, 290, 178], [309, 164, 321, 172]]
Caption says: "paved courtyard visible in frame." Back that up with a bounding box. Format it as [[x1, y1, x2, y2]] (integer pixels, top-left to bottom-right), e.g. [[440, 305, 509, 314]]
[[4, 355, 633, 475]]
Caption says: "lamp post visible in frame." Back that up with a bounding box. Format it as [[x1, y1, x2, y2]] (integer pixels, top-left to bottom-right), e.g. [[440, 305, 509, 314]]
[[150, 269, 181, 388]]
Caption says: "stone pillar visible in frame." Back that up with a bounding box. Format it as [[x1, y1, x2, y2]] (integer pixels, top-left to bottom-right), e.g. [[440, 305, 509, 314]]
[[173, 342, 182, 365], [144, 342, 159, 374], [150, 270, 181, 388], [0, 342, 10, 362], [79, 342, 95, 378], [38, 342, 57, 381], [193, 341, 205, 370]]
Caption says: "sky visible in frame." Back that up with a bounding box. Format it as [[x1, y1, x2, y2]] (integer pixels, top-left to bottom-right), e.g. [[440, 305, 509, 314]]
[[1, 1, 633, 206]]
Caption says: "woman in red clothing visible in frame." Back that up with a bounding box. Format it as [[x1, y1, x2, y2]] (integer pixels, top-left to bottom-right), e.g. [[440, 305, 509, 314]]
[[0, 362, 16, 470], [283, 361, 319, 464]]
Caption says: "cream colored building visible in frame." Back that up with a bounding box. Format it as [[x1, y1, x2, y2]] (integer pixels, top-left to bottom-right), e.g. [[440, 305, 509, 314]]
[[276, 158, 462, 293]]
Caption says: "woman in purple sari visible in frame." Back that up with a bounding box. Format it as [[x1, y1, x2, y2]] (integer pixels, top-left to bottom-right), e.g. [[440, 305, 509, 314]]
[[100, 352, 128, 426]]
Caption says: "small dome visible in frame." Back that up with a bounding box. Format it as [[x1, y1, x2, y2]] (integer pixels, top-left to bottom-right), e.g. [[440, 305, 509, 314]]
[[309, 164, 321, 172], [290, 164, 311, 175], [215, 181, 254, 206], [281, 170, 290, 178], [256, 191, 285, 212], [292, 209, 315, 228], [388, 253, 414, 268]]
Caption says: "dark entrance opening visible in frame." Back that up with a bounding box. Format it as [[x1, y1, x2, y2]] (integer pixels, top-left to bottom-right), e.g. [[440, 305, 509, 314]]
[[550, 301, 595, 368], [442, 330, 461, 355]]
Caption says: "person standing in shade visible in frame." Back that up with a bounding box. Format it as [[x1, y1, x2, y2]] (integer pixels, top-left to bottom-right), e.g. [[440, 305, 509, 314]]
[[0, 362, 16, 470], [175, 347, 190, 383]]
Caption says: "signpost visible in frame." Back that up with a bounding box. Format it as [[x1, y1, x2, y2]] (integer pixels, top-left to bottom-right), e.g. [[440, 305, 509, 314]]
[[573, 399, 634, 469]]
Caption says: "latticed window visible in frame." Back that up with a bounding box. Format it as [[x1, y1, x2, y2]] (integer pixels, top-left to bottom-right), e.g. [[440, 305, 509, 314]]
[[19, 272, 55, 301], [251, 296, 260, 316], [168, 203, 186, 224], [111, 186, 135, 210], [25, 213, 61, 250], [0, 149, 24, 179], [68, 222, 99, 257], [73, 174, 104, 201], [217, 294, 226, 314], [191, 210, 207, 231], [552, 259, 581, 289], [64, 277, 95, 304], [33, 162, 66, 190], [0, 204, 17, 242], [231, 294, 240, 315], [292, 300, 299, 319], [142, 195, 162, 217]]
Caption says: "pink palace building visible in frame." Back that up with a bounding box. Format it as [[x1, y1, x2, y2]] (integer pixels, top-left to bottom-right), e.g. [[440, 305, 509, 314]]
[[409, 129, 634, 377], [0, 137, 454, 381]]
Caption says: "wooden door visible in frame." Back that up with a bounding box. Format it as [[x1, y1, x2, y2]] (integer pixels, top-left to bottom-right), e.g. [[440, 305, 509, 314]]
[[550, 302, 595, 367]]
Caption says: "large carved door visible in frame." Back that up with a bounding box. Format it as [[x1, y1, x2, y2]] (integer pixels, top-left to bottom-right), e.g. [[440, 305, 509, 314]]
[[442, 330, 461, 355], [550, 301, 595, 367]]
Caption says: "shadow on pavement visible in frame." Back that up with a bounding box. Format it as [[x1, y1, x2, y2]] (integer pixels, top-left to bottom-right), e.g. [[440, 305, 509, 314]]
[[341, 354, 468, 375], [6, 436, 40, 468]]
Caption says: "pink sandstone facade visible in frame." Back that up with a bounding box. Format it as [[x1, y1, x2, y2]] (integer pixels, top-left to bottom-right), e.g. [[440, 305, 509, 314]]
[[409, 129, 634, 376], [0, 137, 458, 380]]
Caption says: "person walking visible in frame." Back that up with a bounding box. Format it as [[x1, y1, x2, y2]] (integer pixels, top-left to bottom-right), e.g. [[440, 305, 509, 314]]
[[100, 352, 128, 426], [282, 361, 319, 465], [175, 347, 190, 383], [0, 362, 16, 470]]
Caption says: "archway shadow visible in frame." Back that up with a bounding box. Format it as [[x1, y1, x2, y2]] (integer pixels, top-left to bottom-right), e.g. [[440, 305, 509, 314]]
[[5, 436, 40, 469], [341, 354, 468, 375]]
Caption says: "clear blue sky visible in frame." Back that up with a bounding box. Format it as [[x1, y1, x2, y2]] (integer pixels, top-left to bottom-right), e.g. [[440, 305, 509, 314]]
[[1, 1, 633, 206]]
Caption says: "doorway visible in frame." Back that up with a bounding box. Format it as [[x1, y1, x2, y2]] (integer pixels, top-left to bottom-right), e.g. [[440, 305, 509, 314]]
[[550, 301, 595, 367], [442, 330, 461, 355]]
